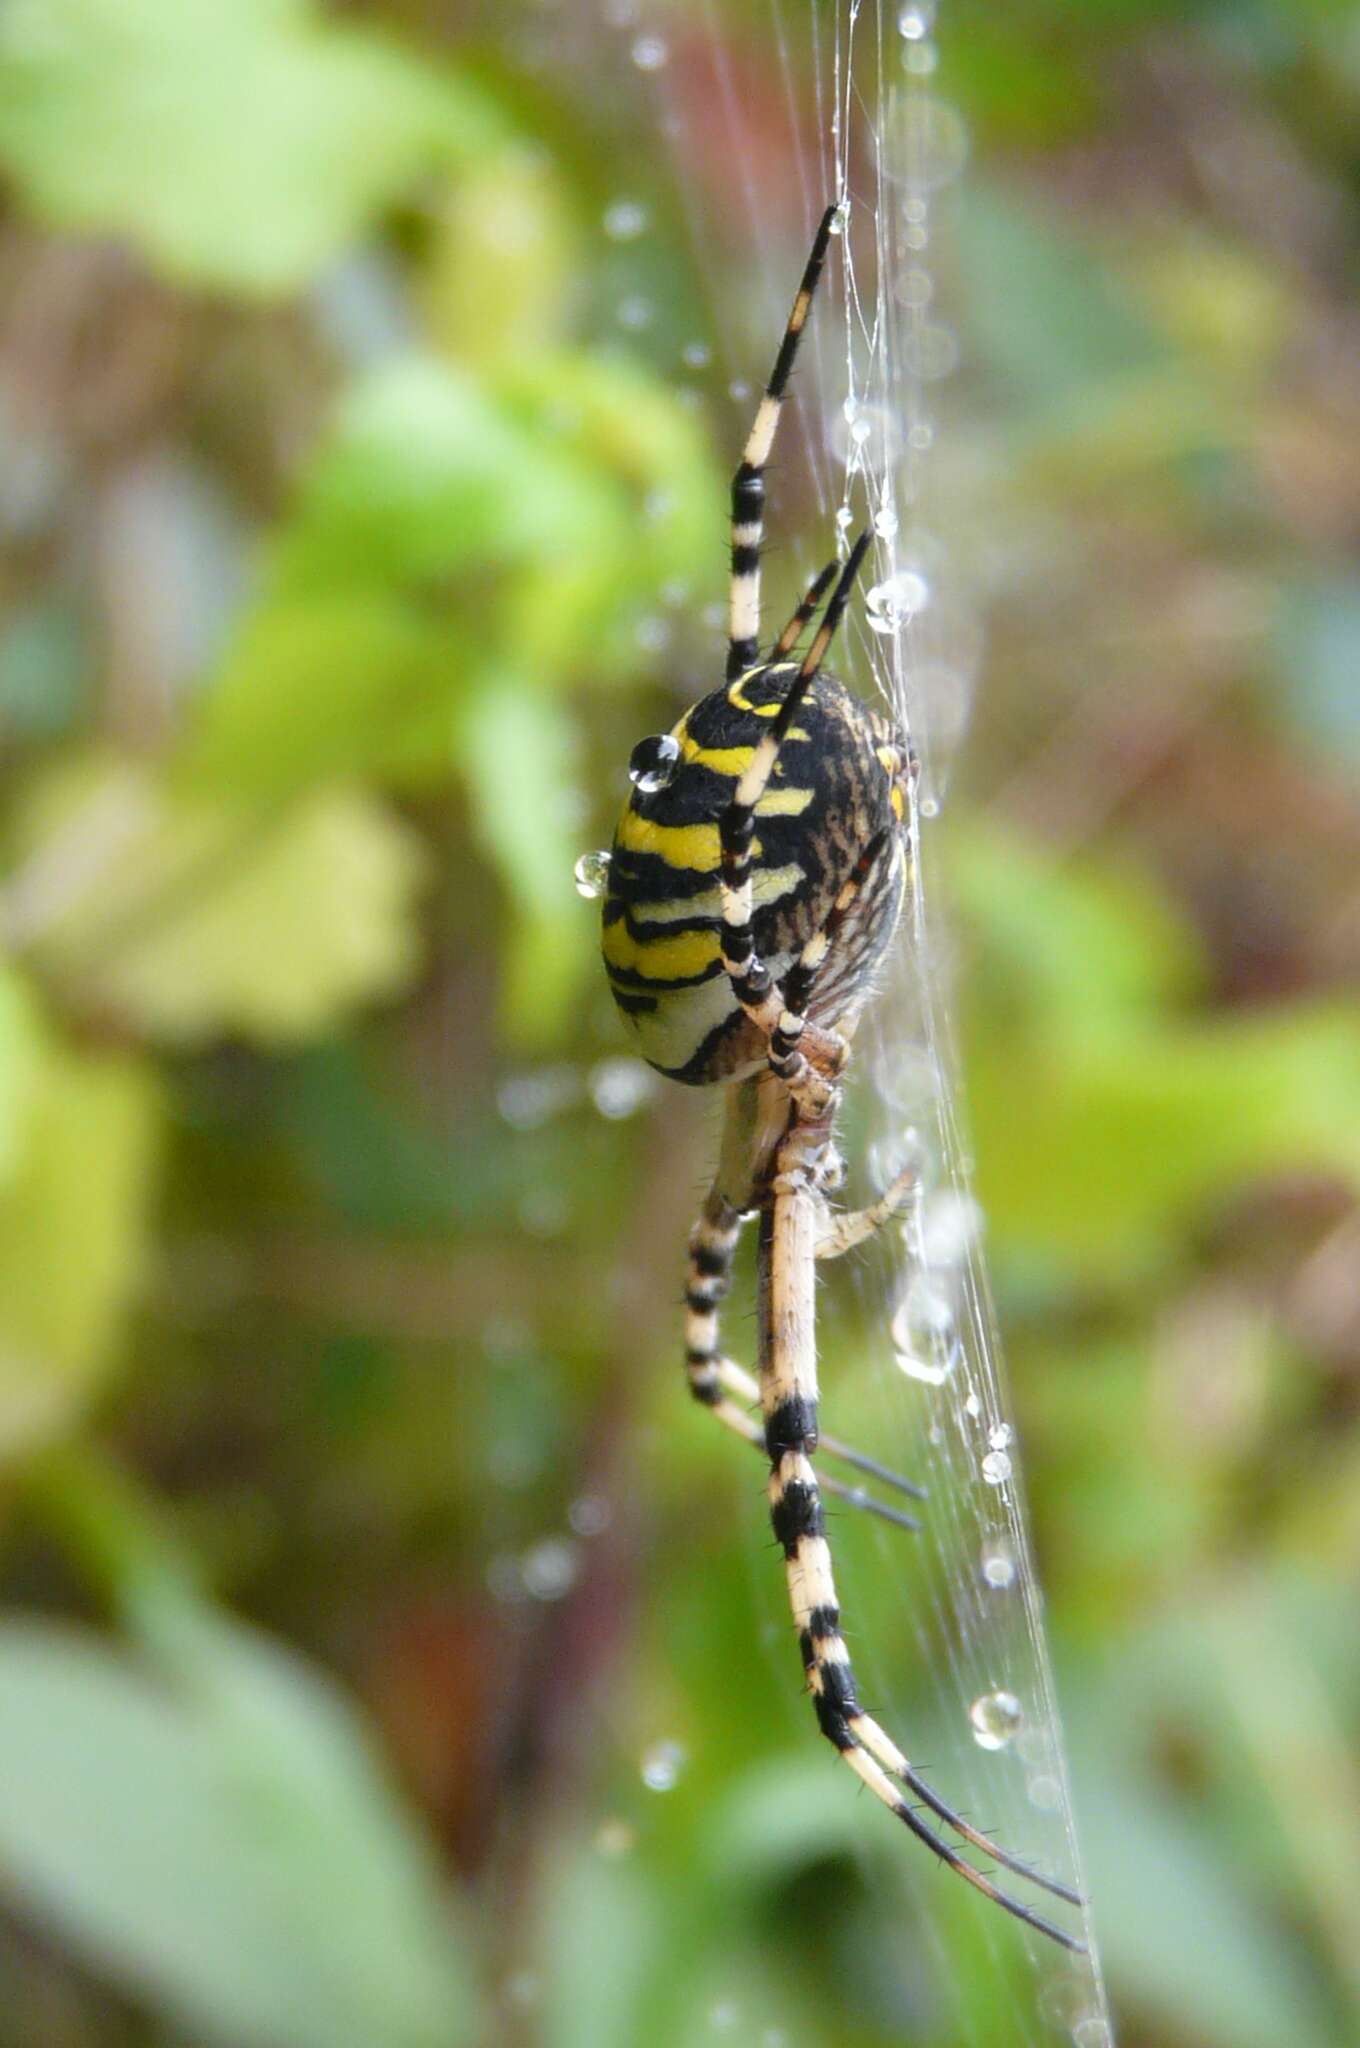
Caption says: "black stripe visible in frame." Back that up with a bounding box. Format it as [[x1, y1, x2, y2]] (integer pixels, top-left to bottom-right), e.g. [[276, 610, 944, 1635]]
[[770, 1478, 823, 1556], [691, 1244, 730, 1278], [812, 1658, 860, 1748], [726, 635, 759, 680], [732, 962, 772, 1002], [720, 810, 755, 853], [730, 542, 760, 576], [722, 928, 753, 966], [732, 461, 764, 524], [765, 1393, 818, 1461], [806, 1602, 841, 1641], [687, 1376, 720, 1406]]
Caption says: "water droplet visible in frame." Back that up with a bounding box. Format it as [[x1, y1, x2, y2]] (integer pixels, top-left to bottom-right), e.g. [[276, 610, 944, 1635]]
[[1072, 2016, 1112, 2048], [635, 613, 670, 653], [660, 578, 690, 607], [603, 198, 648, 240], [902, 40, 938, 75], [834, 504, 854, 534], [1028, 1773, 1063, 1812], [763, 2033, 790, 2048], [828, 201, 848, 236], [643, 489, 674, 524], [865, 569, 930, 635], [617, 294, 653, 330], [904, 221, 929, 251], [969, 1689, 1024, 1751], [682, 340, 711, 369], [919, 791, 940, 817], [920, 1189, 983, 1265], [498, 1064, 582, 1127], [980, 1539, 1017, 1589], [630, 31, 669, 69], [903, 323, 959, 381], [519, 1186, 569, 1237], [908, 422, 935, 451], [628, 731, 681, 792], [522, 1536, 580, 1600], [594, 1816, 635, 1857], [574, 849, 612, 900], [891, 1274, 960, 1385], [873, 503, 900, 540], [641, 1739, 686, 1791], [897, 0, 936, 36], [988, 1422, 1013, 1452], [589, 1055, 657, 1119], [602, 0, 639, 23], [728, 378, 752, 403], [964, 1388, 982, 1419], [889, 96, 970, 194], [569, 1493, 612, 1537], [709, 2003, 740, 2034], [831, 400, 905, 468], [504, 1969, 540, 2010], [981, 1448, 1012, 1486], [895, 266, 933, 309]]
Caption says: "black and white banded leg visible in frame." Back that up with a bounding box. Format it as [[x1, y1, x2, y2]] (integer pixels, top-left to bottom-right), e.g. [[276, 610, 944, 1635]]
[[727, 203, 840, 682]]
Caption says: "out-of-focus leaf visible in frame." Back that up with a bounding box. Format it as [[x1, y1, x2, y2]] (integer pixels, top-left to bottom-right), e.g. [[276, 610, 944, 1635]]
[[954, 822, 1360, 1265], [423, 149, 577, 367], [186, 350, 715, 799], [15, 758, 426, 1045], [0, 0, 503, 294], [0, 1618, 473, 2048], [0, 963, 42, 1188], [0, 1030, 159, 1456], [1272, 575, 1360, 765], [460, 679, 589, 1045], [1068, 1576, 1360, 2047]]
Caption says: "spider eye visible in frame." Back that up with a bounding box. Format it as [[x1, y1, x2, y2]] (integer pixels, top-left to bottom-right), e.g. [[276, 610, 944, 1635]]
[[628, 733, 681, 794]]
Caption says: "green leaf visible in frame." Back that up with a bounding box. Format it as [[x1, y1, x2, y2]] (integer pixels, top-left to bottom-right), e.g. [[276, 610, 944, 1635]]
[[0, 1618, 473, 2048], [0, 0, 502, 294], [15, 758, 426, 1045], [459, 679, 590, 1046], [0, 1029, 159, 1456]]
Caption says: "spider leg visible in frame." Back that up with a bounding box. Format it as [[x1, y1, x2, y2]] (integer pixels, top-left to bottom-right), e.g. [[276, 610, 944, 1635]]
[[760, 1168, 1086, 1954], [683, 1190, 922, 1526], [816, 1161, 918, 1261], [719, 531, 873, 1114], [727, 204, 840, 682]]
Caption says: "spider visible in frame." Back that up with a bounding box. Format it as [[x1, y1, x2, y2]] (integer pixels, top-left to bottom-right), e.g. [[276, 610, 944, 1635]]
[[589, 204, 1085, 1953]]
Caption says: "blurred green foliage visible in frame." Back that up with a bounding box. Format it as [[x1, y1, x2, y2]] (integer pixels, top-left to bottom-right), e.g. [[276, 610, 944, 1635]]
[[0, 1, 1356, 2045]]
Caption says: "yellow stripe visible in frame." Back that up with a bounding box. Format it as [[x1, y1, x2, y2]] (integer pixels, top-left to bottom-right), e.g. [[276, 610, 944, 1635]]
[[602, 921, 721, 980], [614, 811, 721, 871], [755, 786, 814, 818]]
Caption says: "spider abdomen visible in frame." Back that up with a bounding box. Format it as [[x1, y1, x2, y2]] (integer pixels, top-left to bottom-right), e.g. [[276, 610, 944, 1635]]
[[602, 665, 908, 1084]]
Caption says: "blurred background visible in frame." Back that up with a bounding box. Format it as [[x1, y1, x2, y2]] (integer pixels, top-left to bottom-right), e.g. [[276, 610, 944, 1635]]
[[0, 2, 1358, 2044]]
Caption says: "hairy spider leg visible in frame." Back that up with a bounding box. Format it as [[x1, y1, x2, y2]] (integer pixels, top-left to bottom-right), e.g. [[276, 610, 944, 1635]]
[[727, 204, 840, 681], [717, 529, 873, 1102], [760, 1162, 1086, 1952], [684, 1191, 923, 1532]]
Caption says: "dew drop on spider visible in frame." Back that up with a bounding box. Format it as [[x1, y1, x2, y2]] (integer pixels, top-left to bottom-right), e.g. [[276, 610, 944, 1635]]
[[980, 1539, 1017, 1589], [988, 1422, 1014, 1451], [628, 731, 681, 792], [630, 32, 668, 69], [969, 1689, 1024, 1751], [981, 1447, 1013, 1486], [890, 1273, 959, 1384], [573, 849, 612, 899]]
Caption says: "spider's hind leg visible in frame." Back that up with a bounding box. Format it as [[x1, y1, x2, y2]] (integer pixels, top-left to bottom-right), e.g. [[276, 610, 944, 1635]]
[[760, 1157, 1086, 1953]]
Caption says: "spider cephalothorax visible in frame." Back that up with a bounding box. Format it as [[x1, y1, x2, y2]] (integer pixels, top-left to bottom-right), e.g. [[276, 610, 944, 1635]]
[[584, 203, 1086, 1954], [603, 664, 910, 1084]]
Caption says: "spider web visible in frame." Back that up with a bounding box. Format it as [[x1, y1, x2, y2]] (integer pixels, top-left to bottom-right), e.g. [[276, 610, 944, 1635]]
[[618, 3, 1116, 2040]]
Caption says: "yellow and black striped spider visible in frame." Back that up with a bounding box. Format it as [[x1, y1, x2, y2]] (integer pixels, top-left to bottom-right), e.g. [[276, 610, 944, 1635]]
[[589, 206, 1084, 1952]]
